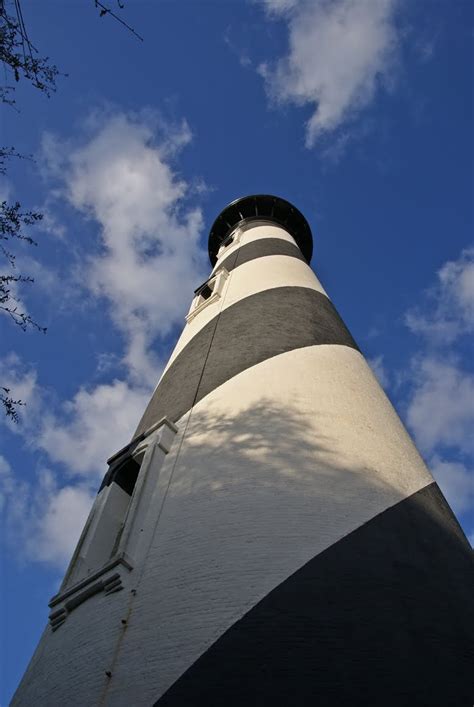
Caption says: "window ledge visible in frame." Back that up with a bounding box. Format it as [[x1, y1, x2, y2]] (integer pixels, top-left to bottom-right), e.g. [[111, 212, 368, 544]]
[[48, 552, 133, 631], [185, 290, 221, 323], [186, 267, 229, 323]]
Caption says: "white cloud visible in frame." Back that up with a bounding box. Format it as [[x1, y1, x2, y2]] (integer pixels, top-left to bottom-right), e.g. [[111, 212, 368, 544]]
[[0, 354, 151, 479], [259, 0, 399, 146], [42, 110, 208, 382], [39, 379, 151, 478], [0, 177, 11, 201], [2, 466, 94, 569], [36, 204, 66, 240], [13, 251, 72, 317], [0, 353, 41, 427], [0, 356, 148, 571], [0, 454, 14, 512], [406, 357, 474, 457], [368, 354, 389, 389], [402, 247, 474, 522], [0, 358, 145, 569], [405, 247, 474, 345], [429, 456, 474, 516], [261, 0, 299, 13], [28, 478, 93, 568]]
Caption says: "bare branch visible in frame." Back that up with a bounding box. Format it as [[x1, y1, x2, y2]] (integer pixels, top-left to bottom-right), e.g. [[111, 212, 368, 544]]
[[93, 0, 143, 41], [0, 145, 33, 174], [0, 0, 61, 104]]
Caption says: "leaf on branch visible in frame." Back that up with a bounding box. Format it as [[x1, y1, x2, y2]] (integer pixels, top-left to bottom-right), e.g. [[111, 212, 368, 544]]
[[0, 386, 24, 423], [1, 0, 61, 103], [0, 198, 45, 332], [0, 145, 34, 175], [0, 301, 47, 332]]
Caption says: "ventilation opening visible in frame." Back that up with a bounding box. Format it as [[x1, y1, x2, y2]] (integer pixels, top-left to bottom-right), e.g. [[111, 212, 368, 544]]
[[194, 279, 215, 303], [221, 233, 234, 250], [111, 456, 141, 496], [200, 283, 214, 300]]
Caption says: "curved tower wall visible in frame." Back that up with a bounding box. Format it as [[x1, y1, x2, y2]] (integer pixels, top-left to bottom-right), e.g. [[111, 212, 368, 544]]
[[12, 200, 474, 706]]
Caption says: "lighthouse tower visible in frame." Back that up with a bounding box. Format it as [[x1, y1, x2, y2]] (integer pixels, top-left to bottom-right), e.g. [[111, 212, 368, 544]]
[[13, 195, 474, 706]]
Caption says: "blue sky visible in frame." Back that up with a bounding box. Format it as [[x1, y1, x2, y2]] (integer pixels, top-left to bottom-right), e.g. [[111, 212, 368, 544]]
[[1, 0, 473, 701]]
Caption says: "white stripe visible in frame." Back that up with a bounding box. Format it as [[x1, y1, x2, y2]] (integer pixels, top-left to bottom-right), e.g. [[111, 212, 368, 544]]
[[162, 254, 327, 375], [108, 344, 434, 704]]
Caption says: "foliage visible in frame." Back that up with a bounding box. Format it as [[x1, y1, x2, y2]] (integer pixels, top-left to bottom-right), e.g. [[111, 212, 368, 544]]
[[0, 0, 52, 419], [0, 386, 23, 422], [1, 200, 45, 331], [0, 0, 60, 106]]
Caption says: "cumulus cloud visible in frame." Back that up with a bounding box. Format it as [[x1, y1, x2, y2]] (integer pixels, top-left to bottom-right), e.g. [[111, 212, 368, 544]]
[[0, 355, 143, 567], [402, 247, 474, 526], [42, 109, 208, 382], [0, 357, 142, 569], [405, 247, 474, 344], [0, 352, 41, 426], [0, 354, 150, 479], [39, 379, 151, 478], [429, 456, 474, 517], [1, 465, 94, 569], [404, 355, 474, 521], [261, 0, 299, 13], [259, 0, 399, 146], [406, 357, 474, 457], [0, 454, 14, 512]]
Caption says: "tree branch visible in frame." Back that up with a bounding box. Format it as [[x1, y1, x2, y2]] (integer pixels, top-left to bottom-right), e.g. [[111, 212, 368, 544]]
[[0, 386, 24, 422]]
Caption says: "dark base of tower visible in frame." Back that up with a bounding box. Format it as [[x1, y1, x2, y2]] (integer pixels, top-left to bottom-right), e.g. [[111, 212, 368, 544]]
[[155, 483, 474, 707]]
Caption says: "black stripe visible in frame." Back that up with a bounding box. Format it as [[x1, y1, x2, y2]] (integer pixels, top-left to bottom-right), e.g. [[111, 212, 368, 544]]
[[216, 237, 305, 275], [134, 287, 358, 436], [155, 483, 474, 706]]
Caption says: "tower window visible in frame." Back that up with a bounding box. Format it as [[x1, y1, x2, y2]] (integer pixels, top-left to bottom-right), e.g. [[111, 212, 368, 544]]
[[64, 452, 144, 587], [217, 232, 237, 257], [106, 456, 141, 496], [195, 281, 214, 302], [221, 234, 234, 249], [186, 267, 229, 323], [48, 418, 178, 630]]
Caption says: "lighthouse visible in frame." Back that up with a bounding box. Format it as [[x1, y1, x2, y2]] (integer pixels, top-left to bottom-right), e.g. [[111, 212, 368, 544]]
[[13, 195, 474, 705]]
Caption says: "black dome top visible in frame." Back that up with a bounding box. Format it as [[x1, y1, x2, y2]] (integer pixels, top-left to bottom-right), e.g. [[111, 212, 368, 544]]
[[208, 194, 313, 266]]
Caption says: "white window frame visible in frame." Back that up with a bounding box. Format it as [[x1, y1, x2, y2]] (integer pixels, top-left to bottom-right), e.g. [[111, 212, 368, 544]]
[[186, 267, 229, 323], [48, 417, 177, 630], [217, 227, 243, 258]]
